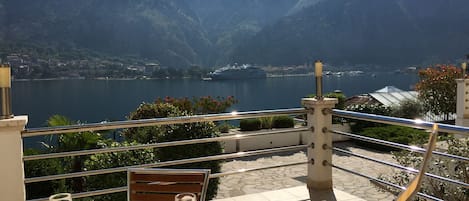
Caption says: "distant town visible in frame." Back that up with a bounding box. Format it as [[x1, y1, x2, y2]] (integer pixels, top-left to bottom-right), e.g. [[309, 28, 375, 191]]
[[2, 52, 419, 81]]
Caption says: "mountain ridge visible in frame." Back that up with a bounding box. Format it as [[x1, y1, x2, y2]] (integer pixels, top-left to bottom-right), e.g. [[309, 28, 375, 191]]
[[1, 0, 468, 68], [0, 0, 214, 67], [231, 0, 469, 66]]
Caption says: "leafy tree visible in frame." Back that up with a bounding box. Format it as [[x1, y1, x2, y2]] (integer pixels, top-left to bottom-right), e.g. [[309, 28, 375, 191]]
[[24, 149, 68, 200], [84, 141, 156, 201], [24, 115, 103, 199], [46, 115, 102, 193], [25, 96, 235, 200], [156, 96, 237, 114], [123, 103, 222, 200], [391, 99, 424, 119], [415, 65, 462, 121], [346, 104, 392, 133]]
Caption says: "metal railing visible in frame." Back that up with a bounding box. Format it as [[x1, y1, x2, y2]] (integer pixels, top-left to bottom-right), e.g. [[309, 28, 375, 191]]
[[23, 108, 308, 201], [331, 109, 469, 201], [22, 108, 306, 137], [21, 108, 469, 201]]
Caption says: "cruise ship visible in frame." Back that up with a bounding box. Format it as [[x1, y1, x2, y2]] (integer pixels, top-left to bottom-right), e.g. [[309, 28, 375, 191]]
[[207, 64, 267, 80]]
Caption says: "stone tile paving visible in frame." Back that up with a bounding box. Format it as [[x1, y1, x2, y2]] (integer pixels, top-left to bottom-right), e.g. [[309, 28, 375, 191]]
[[215, 142, 397, 201], [215, 185, 366, 201]]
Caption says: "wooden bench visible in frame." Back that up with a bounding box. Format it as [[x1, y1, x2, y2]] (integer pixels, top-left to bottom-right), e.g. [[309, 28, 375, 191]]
[[128, 168, 211, 201]]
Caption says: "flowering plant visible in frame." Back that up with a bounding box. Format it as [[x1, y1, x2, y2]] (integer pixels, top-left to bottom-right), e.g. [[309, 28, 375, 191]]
[[155, 96, 237, 114]]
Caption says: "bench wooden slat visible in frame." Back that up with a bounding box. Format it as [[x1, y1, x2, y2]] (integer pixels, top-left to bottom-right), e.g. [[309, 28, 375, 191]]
[[130, 182, 203, 193], [131, 173, 205, 183], [130, 193, 176, 201]]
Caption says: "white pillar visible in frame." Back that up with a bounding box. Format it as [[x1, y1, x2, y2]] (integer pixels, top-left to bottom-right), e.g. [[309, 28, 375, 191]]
[[302, 98, 337, 200], [456, 79, 469, 138], [0, 116, 28, 201]]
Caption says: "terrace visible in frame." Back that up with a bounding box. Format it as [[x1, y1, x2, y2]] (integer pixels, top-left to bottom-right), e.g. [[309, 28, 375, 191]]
[[0, 64, 468, 201], [0, 105, 467, 201]]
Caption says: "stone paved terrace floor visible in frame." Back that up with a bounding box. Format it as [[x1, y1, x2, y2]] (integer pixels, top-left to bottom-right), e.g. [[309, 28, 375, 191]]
[[214, 185, 366, 201], [214, 141, 397, 201]]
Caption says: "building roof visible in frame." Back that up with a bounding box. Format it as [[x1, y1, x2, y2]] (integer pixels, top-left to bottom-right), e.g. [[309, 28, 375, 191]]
[[345, 86, 455, 122], [344, 95, 379, 107], [368, 91, 418, 107], [374, 86, 404, 93]]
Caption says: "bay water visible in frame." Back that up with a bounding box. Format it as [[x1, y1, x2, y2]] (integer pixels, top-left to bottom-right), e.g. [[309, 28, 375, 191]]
[[14, 72, 418, 129]]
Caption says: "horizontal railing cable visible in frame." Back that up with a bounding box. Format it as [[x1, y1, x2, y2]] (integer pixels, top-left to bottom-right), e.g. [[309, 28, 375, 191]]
[[332, 130, 469, 163], [27, 160, 308, 201], [22, 108, 306, 137], [333, 109, 469, 136], [331, 164, 444, 201], [25, 144, 307, 184], [27, 186, 127, 201], [333, 147, 469, 188], [24, 127, 308, 161]]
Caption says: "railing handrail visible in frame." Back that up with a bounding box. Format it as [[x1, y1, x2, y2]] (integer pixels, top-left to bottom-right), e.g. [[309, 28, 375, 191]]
[[331, 130, 469, 162], [25, 144, 308, 184], [24, 127, 309, 161], [331, 164, 444, 201], [332, 147, 468, 188], [333, 109, 469, 136], [22, 108, 306, 137], [23, 108, 469, 138]]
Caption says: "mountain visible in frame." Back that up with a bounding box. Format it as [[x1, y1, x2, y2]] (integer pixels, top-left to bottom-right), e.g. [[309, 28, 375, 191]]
[[0, 0, 214, 67], [0, 0, 303, 68], [186, 0, 299, 65], [231, 0, 469, 66], [1, 0, 469, 68]]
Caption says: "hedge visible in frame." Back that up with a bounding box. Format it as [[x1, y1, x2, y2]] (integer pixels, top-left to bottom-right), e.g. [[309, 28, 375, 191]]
[[272, 116, 294, 128], [356, 125, 429, 151], [240, 118, 262, 131]]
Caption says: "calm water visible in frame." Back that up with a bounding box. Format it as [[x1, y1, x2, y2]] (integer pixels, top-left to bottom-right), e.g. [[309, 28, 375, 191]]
[[13, 72, 418, 128]]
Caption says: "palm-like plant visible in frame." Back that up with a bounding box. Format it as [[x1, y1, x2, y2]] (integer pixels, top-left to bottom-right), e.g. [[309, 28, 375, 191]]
[[45, 115, 102, 193]]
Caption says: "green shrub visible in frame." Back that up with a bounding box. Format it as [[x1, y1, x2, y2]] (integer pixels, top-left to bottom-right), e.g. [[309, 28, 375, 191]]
[[155, 96, 237, 114], [391, 99, 424, 119], [84, 141, 156, 201], [306, 91, 346, 109], [240, 118, 262, 131], [346, 104, 392, 133], [24, 149, 68, 200], [272, 116, 295, 128], [357, 125, 429, 151], [259, 117, 273, 129], [216, 122, 232, 133], [123, 103, 222, 200], [325, 92, 346, 110]]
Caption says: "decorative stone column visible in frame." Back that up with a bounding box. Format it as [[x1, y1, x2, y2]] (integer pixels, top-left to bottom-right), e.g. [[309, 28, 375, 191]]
[[302, 97, 338, 200], [0, 116, 28, 201], [456, 79, 469, 138]]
